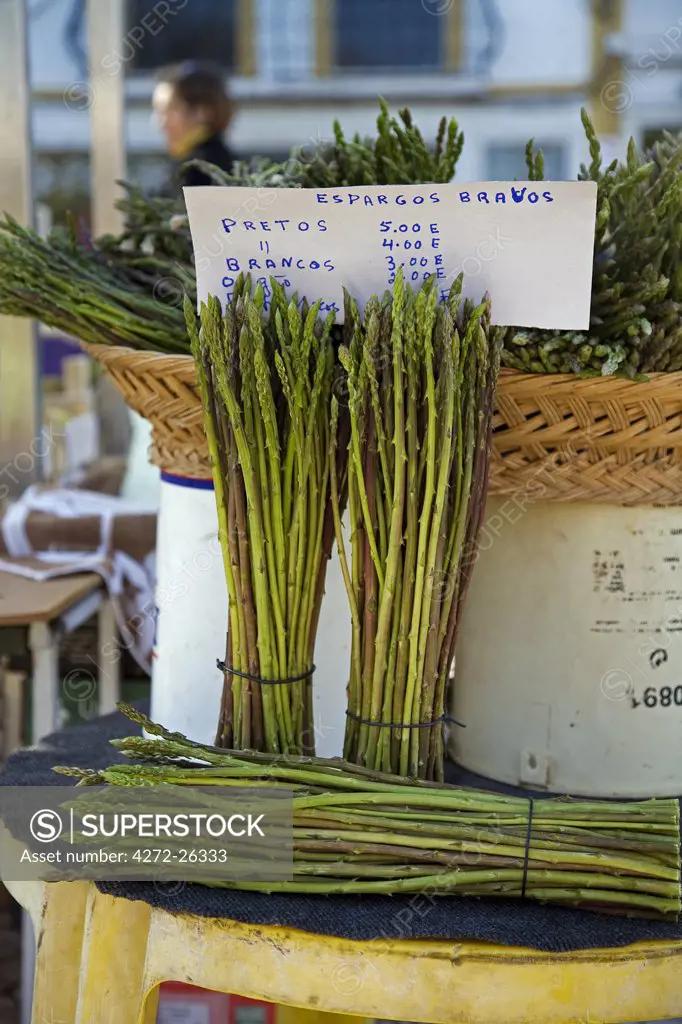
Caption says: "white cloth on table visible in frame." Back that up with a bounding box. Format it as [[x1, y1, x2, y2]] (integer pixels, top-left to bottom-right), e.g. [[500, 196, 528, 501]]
[[0, 486, 157, 673]]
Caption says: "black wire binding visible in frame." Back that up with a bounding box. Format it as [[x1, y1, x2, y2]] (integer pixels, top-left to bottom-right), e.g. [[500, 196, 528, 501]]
[[345, 711, 466, 729], [216, 660, 315, 685], [521, 797, 534, 899]]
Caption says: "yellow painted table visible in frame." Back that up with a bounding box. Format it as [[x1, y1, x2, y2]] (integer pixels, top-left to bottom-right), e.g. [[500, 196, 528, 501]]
[[6, 877, 682, 1024]]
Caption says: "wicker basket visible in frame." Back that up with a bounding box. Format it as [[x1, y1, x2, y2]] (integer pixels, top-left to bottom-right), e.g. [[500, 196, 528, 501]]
[[83, 344, 208, 479], [490, 369, 682, 506], [85, 345, 682, 504]]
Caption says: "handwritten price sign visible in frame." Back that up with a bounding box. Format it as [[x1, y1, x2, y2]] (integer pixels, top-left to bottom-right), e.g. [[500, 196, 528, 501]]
[[184, 181, 597, 328]]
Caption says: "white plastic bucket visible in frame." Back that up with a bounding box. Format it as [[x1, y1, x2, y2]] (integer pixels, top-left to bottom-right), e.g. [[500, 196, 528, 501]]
[[450, 496, 682, 797], [149, 473, 227, 743]]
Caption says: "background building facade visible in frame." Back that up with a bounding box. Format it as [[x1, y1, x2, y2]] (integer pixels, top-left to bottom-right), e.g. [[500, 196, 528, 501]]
[[24, 0, 682, 219]]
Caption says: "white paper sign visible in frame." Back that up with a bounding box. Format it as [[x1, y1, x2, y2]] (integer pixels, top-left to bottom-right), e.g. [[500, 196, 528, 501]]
[[183, 181, 597, 329]]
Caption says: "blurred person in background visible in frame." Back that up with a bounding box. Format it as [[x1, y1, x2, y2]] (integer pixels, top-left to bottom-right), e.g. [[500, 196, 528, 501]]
[[153, 60, 235, 194]]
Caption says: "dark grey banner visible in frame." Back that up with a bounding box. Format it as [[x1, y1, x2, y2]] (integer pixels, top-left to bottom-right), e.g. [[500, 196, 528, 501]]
[[0, 785, 292, 882]]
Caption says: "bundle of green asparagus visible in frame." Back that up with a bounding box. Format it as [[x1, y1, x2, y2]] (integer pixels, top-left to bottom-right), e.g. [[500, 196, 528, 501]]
[[291, 99, 464, 187], [55, 704, 681, 920], [503, 111, 682, 377], [95, 181, 196, 302], [96, 159, 292, 291], [334, 272, 502, 781], [186, 277, 348, 755], [0, 162, 286, 352], [0, 214, 189, 352]]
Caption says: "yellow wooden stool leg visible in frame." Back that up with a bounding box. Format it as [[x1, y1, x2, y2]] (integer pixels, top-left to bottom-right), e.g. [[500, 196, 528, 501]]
[[142, 985, 160, 1024], [8, 880, 89, 1024], [75, 886, 155, 1024]]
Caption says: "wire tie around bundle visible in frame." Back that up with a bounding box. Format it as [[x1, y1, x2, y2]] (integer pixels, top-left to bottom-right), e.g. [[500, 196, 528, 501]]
[[344, 711, 466, 729], [216, 660, 315, 685]]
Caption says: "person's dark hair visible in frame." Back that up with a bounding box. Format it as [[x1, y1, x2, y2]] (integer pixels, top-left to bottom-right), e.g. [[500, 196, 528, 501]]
[[160, 60, 233, 135]]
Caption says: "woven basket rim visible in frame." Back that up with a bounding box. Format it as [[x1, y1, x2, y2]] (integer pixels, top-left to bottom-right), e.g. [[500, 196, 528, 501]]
[[498, 366, 682, 393], [82, 342, 197, 386], [81, 341, 193, 372], [83, 346, 682, 389]]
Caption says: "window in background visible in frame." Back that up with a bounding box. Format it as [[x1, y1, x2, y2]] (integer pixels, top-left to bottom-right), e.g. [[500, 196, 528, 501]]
[[318, 0, 463, 74], [126, 0, 251, 73], [486, 142, 567, 181], [335, 0, 440, 69]]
